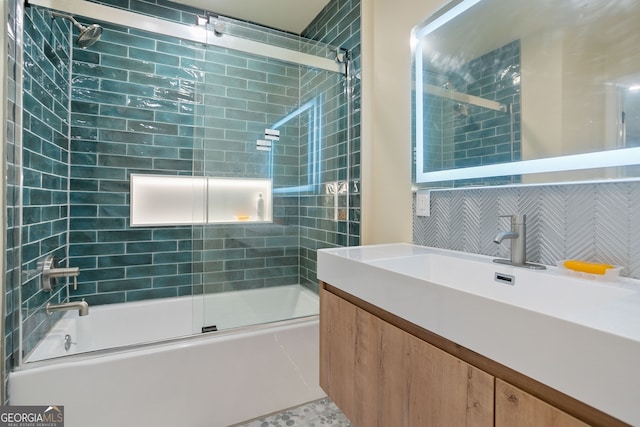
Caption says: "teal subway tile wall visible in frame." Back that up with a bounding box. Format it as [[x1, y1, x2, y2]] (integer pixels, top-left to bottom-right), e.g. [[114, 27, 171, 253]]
[[451, 41, 521, 170], [16, 3, 73, 363], [421, 40, 521, 187], [6, 0, 361, 375], [301, 0, 362, 286], [68, 19, 204, 307]]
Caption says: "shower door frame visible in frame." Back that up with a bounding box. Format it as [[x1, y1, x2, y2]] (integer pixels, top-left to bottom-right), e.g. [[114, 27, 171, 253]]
[[28, 0, 344, 75], [0, 0, 10, 404]]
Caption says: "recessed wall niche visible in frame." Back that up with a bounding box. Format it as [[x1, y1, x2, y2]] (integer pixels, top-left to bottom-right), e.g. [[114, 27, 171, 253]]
[[130, 174, 272, 226]]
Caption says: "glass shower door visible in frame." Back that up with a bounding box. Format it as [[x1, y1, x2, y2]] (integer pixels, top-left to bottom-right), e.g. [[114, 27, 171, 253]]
[[19, 4, 214, 361], [195, 23, 350, 333]]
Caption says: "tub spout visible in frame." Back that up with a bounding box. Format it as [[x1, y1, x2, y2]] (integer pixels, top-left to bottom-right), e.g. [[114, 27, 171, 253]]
[[46, 300, 89, 316]]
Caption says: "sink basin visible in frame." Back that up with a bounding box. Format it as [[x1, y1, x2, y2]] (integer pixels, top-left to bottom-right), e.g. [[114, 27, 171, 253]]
[[366, 250, 636, 319], [317, 243, 640, 426]]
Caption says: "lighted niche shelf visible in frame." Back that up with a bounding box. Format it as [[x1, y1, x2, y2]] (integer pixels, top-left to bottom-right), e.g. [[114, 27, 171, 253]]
[[207, 177, 272, 223], [130, 174, 272, 227]]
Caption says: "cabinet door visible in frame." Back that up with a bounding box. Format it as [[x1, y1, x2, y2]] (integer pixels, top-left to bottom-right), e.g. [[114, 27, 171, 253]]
[[320, 287, 494, 427], [320, 287, 380, 426], [378, 317, 494, 427], [496, 379, 590, 427]]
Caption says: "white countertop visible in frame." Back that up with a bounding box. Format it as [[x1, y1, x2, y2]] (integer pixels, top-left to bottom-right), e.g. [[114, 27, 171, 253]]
[[318, 243, 640, 426]]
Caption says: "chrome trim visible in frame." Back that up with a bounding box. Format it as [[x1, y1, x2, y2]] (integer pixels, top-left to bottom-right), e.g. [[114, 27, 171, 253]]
[[28, 0, 344, 74], [493, 258, 547, 270], [39, 254, 56, 291], [46, 300, 89, 316], [30, 0, 207, 43], [211, 31, 344, 74], [424, 83, 507, 113], [38, 255, 80, 291], [0, 0, 9, 401], [15, 0, 27, 369], [494, 272, 515, 285]]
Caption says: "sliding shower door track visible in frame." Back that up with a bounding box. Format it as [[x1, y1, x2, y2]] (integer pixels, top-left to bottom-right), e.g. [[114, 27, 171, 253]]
[[27, 0, 344, 73]]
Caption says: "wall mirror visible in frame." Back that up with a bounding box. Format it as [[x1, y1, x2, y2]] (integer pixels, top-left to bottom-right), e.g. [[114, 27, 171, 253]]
[[412, 0, 640, 187]]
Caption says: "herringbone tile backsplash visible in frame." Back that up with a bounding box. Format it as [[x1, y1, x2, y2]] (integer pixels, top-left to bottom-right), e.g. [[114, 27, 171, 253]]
[[413, 181, 640, 279]]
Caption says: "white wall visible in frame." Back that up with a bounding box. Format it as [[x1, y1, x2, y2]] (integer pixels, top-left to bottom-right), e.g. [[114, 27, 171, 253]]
[[361, 0, 448, 244], [521, 32, 563, 163]]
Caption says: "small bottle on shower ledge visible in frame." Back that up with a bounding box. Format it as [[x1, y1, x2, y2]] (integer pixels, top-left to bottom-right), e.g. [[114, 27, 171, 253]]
[[256, 192, 264, 220]]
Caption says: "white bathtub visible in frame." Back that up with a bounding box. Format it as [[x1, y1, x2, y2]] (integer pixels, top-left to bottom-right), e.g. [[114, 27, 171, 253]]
[[10, 285, 324, 427], [25, 284, 319, 361]]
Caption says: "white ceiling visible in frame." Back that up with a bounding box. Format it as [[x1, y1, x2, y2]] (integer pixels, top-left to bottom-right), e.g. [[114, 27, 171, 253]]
[[169, 0, 332, 34]]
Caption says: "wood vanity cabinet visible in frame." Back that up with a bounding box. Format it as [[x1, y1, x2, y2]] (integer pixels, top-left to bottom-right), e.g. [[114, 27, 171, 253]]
[[320, 286, 494, 427], [495, 380, 589, 427], [320, 284, 628, 427]]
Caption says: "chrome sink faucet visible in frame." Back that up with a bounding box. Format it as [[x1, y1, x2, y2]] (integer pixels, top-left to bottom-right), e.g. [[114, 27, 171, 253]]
[[493, 214, 545, 270]]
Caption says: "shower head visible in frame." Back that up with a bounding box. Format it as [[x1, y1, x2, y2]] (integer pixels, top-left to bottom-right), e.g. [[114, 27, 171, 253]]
[[52, 12, 103, 49], [76, 23, 103, 48]]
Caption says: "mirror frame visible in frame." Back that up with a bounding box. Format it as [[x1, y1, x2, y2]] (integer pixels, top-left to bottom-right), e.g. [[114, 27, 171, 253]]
[[412, 0, 640, 185]]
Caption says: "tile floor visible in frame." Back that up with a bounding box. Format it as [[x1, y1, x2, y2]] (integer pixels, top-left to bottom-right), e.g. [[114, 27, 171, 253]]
[[235, 397, 352, 427]]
